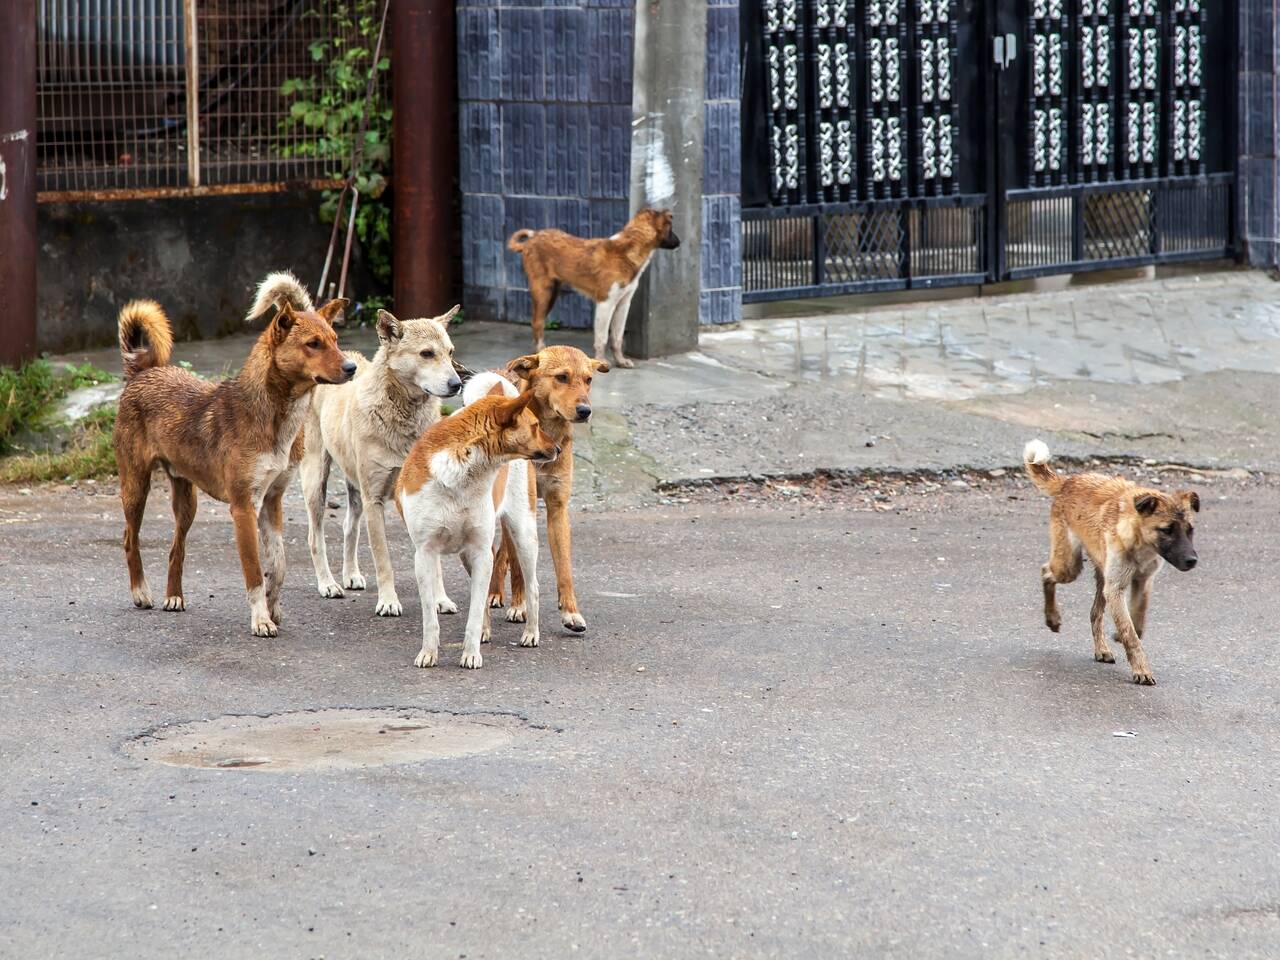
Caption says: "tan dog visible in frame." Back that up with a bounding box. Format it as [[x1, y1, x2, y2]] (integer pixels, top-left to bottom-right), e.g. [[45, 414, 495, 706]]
[[508, 208, 680, 368], [1024, 440, 1200, 685], [395, 392, 560, 669], [300, 306, 462, 618], [475, 346, 607, 633], [113, 272, 351, 637]]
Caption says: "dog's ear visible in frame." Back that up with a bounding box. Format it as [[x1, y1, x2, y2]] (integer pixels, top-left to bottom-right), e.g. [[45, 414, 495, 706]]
[[376, 309, 402, 342], [1134, 493, 1160, 516], [316, 298, 349, 328], [436, 304, 462, 327], [507, 354, 540, 379], [497, 389, 536, 425], [1178, 489, 1201, 513], [591, 358, 611, 374], [271, 302, 296, 343]]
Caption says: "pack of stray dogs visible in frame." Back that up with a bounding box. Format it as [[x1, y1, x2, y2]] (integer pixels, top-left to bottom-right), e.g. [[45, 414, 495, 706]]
[[110, 206, 1199, 685]]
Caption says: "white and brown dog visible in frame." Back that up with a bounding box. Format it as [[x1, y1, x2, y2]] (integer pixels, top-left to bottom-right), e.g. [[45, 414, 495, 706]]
[[395, 391, 560, 669], [300, 306, 462, 617]]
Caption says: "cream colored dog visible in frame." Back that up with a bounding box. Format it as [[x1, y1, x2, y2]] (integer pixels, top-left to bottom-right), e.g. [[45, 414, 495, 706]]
[[300, 306, 461, 617]]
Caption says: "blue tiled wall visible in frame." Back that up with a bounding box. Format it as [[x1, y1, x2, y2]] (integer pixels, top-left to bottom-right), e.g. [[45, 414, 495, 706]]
[[457, 0, 743, 330]]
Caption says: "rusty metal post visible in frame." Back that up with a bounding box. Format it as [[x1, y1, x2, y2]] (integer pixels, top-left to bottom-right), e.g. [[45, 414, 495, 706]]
[[183, 0, 201, 188], [392, 0, 459, 316], [0, 0, 38, 365]]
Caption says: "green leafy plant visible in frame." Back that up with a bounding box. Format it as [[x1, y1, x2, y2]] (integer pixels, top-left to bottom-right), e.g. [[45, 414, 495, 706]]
[[0, 406, 118, 484], [0, 359, 115, 454], [280, 1, 393, 290]]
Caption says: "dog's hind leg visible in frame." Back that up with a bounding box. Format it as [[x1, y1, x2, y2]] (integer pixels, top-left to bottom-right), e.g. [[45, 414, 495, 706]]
[[488, 526, 511, 610], [494, 519, 527, 623], [530, 280, 559, 352], [506, 510, 540, 648], [120, 467, 153, 609], [301, 445, 343, 598], [1090, 567, 1114, 663], [341, 479, 366, 590], [608, 288, 637, 369], [592, 299, 614, 363], [1041, 516, 1081, 633], [163, 476, 196, 611]]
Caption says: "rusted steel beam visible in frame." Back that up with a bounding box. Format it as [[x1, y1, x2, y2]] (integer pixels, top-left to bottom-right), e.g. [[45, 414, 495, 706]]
[[393, 0, 460, 316], [0, 0, 38, 365], [183, 0, 201, 188], [36, 179, 348, 205]]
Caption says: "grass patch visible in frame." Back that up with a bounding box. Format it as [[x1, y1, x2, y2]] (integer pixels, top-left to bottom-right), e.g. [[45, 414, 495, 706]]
[[0, 405, 118, 484], [0, 359, 115, 453]]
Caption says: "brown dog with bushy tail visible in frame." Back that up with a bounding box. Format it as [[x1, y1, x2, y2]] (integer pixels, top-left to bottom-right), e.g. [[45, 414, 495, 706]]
[[1024, 439, 1200, 685], [113, 272, 351, 637]]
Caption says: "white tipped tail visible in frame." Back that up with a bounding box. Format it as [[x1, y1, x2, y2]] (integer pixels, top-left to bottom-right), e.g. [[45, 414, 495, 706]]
[[245, 270, 313, 322], [1023, 439, 1051, 465], [461, 370, 517, 407], [1022, 439, 1063, 496]]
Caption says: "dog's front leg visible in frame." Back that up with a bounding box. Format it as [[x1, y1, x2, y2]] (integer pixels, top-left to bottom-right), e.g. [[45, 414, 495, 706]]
[[364, 494, 402, 617], [544, 488, 586, 632], [1103, 564, 1154, 685], [1090, 568, 1114, 663], [608, 289, 636, 368], [459, 543, 494, 669], [1129, 575, 1154, 639], [258, 486, 288, 625], [231, 500, 276, 637], [507, 512, 541, 648], [412, 545, 441, 667]]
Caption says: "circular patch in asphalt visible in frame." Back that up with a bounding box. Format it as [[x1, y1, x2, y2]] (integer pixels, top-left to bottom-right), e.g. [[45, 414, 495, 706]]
[[125, 708, 520, 772]]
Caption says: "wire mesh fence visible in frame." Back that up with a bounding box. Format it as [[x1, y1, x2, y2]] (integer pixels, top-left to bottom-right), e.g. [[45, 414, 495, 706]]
[[36, 0, 389, 200]]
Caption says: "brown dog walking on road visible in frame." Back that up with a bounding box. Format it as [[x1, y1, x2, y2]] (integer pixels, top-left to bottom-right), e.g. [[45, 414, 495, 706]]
[[508, 208, 680, 368], [1024, 440, 1200, 685], [113, 273, 351, 637], [467, 346, 608, 633]]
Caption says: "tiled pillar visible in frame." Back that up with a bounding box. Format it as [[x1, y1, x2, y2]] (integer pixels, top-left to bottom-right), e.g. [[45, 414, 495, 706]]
[[457, 1, 634, 329], [701, 0, 743, 326], [1240, 0, 1280, 266]]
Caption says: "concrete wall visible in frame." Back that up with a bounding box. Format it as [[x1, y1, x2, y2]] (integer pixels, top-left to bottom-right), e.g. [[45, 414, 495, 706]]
[[37, 191, 366, 354]]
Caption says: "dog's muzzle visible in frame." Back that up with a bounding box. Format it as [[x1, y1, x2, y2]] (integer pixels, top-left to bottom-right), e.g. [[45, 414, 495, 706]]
[[341, 361, 358, 380], [660, 231, 682, 250], [575, 404, 592, 422]]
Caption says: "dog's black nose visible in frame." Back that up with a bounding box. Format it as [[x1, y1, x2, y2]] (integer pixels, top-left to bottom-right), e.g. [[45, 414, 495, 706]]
[[575, 404, 592, 421], [1184, 556, 1198, 570], [447, 376, 462, 395], [341, 361, 357, 380]]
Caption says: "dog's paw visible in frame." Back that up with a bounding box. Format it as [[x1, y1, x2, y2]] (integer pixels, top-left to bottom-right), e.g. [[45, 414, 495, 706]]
[[343, 572, 366, 590], [375, 595, 403, 617], [1045, 610, 1061, 633], [437, 595, 458, 615], [561, 610, 587, 633], [414, 646, 439, 668], [613, 355, 635, 369], [520, 628, 539, 648], [505, 604, 527, 624], [162, 595, 186, 612], [251, 614, 279, 638], [487, 591, 505, 609], [131, 585, 154, 609], [1094, 649, 1116, 664], [480, 620, 492, 645], [459, 649, 484, 669], [317, 580, 345, 599], [1131, 671, 1156, 686]]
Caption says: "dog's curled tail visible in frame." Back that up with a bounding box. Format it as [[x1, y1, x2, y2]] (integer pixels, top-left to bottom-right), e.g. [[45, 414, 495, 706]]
[[118, 299, 174, 379], [461, 369, 517, 409], [245, 270, 314, 323], [1023, 439, 1064, 496], [507, 229, 536, 252]]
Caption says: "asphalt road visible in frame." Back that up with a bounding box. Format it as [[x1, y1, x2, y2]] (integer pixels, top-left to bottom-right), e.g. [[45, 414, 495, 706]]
[[1, 476, 1277, 958]]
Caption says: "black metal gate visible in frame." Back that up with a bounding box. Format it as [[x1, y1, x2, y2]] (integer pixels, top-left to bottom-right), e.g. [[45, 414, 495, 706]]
[[739, 0, 1236, 301]]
